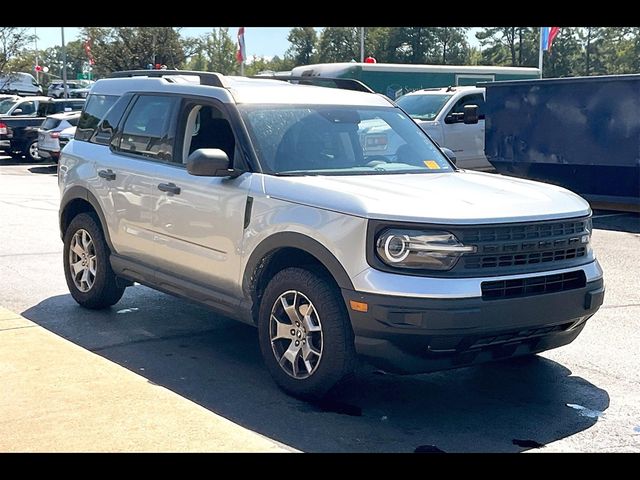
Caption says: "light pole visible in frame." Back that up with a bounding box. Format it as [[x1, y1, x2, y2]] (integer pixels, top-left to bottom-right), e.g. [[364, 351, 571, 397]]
[[61, 27, 68, 98], [34, 27, 39, 85]]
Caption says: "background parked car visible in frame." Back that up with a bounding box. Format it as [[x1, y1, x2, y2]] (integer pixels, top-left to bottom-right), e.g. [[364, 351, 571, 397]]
[[0, 96, 51, 117], [47, 80, 94, 99], [0, 72, 43, 96], [0, 98, 85, 161], [37, 111, 79, 161], [70, 87, 91, 98]]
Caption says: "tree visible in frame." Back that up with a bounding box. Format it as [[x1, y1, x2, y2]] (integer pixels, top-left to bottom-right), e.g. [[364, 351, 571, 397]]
[[0, 27, 36, 75], [390, 27, 434, 64], [285, 27, 317, 67], [431, 27, 469, 64], [317, 27, 360, 63], [476, 27, 538, 67], [82, 27, 186, 78], [365, 27, 396, 62], [541, 28, 582, 78], [40, 40, 88, 83]]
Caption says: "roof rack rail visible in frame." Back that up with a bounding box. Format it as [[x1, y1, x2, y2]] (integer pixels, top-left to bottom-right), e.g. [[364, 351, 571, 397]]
[[252, 75, 375, 94], [109, 70, 227, 88]]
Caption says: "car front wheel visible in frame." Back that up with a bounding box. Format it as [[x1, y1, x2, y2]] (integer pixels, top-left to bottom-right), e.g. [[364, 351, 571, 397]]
[[258, 267, 356, 400]]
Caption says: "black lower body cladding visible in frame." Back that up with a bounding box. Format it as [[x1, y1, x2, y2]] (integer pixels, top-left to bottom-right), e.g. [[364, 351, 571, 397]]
[[342, 278, 604, 374]]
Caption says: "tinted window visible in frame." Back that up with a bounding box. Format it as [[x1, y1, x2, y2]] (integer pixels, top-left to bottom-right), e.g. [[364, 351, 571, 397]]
[[42, 118, 61, 130], [75, 94, 118, 142], [118, 95, 177, 161], [45, 101, 85, 115], [38, 102, 55, 116], [448, 93, 485, 120], [91, 94, 133, 146], [13, 101, 35, 115], [67, 116, 79, 127]]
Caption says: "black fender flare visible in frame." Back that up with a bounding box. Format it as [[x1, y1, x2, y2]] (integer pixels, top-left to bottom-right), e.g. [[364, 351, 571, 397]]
[[59, 186, 115, 251], [242, 231, 354, 297]]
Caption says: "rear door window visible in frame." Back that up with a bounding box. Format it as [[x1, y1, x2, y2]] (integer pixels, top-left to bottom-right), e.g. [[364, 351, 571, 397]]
[[116, 95, 178, 161]]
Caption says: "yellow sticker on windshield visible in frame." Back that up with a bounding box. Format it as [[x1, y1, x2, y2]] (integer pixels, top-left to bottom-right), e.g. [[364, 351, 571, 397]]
[[424, 160, 441, 170]]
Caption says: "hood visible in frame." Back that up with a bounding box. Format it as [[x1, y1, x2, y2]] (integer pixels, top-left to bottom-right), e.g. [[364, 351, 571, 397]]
[[263, 170, 591, 225]]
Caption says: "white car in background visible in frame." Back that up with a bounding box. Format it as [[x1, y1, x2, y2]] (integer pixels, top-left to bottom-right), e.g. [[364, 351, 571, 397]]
[[396, 86, 491, 170], [0, 72, 43, 96], [38, 111, 79, 161]]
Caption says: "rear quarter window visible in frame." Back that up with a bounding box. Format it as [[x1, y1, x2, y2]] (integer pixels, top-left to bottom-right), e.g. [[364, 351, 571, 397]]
[[41, 118, 61, 130]]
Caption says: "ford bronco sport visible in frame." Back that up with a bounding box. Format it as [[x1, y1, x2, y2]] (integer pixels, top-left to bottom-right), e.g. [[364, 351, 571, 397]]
[[58, 70, 604, 399]]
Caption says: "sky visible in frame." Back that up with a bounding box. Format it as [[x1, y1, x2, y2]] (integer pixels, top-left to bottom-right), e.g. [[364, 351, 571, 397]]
[[33, 27, 481, 60]]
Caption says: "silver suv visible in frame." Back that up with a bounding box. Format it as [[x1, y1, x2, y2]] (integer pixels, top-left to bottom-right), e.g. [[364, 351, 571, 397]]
[[58, 70, 605, 399]]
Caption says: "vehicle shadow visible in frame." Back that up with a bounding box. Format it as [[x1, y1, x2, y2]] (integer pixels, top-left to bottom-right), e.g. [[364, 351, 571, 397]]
[[28, 165, 57, 175], [21, 289, 609, 453]]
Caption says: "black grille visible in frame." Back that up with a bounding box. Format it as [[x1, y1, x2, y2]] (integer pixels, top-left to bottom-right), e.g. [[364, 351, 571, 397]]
[[461, 219, 588, 243], [461, 217, 590, 272], [481, 270, 586, 300], [466, 247, 586, 269]]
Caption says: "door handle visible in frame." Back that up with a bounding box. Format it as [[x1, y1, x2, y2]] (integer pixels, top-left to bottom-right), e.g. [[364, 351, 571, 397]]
[[98, 169, 116, 181], [157, 182, 181, 195]]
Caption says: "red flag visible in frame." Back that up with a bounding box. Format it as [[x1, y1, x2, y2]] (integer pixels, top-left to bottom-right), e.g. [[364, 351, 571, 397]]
[[236, 27, 246, 64], [84, 39, 95, 66]]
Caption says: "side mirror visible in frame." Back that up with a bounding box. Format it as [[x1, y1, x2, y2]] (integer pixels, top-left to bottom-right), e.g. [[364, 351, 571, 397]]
[[463, 105, 479, 124], [441, 147, 457, 165], [12, 108, 23, 115], [186, 148, 232, 177]]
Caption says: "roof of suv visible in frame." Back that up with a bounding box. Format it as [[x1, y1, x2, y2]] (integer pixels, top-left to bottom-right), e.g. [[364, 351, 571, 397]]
[[91, 72, 392, 107]]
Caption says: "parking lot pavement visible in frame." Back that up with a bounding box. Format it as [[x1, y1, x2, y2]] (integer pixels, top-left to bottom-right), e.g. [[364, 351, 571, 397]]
[[0, 307, 293, 452], [1, 158, 639, 452]]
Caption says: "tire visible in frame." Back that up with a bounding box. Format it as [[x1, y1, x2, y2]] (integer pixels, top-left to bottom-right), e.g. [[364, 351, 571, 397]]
[[63, 212, 125, 309], [258, 267, 356, 400], [25, 140, 40, 162]]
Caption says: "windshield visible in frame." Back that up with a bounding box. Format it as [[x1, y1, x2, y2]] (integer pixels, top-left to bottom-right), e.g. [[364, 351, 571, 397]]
[[240, 105, 453, 176], [0, 99, 17, 114], [396, 93, 452, 121]]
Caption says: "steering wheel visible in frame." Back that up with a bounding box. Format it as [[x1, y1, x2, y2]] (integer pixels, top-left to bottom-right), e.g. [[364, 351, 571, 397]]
[[363, 155, 389, 167]]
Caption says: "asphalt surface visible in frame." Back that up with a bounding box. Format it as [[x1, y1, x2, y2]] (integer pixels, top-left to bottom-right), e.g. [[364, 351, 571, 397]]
[[1, 157, 639, 453]]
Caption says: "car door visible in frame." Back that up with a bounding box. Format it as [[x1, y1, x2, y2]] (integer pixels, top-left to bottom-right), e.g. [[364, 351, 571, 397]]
[[146, 98, 252, 297], [96, 93, 178, 266], [441, 92, 488, 169]]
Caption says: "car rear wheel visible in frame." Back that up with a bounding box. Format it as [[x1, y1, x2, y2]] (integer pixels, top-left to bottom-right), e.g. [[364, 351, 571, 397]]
[[258, 267, 356, 400], [25, 140, 40, 162], [63, 212, 126, 309]]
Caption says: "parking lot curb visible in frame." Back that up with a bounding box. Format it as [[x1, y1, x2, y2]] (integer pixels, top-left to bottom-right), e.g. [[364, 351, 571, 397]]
[[0, 307, 296, 452]]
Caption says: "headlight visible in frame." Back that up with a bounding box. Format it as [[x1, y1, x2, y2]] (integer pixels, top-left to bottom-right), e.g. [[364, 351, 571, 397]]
[[375, 229, 476, 271]]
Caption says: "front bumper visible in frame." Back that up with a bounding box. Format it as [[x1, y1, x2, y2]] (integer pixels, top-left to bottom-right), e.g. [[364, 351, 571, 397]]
[[342, 262, 604, 374]]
